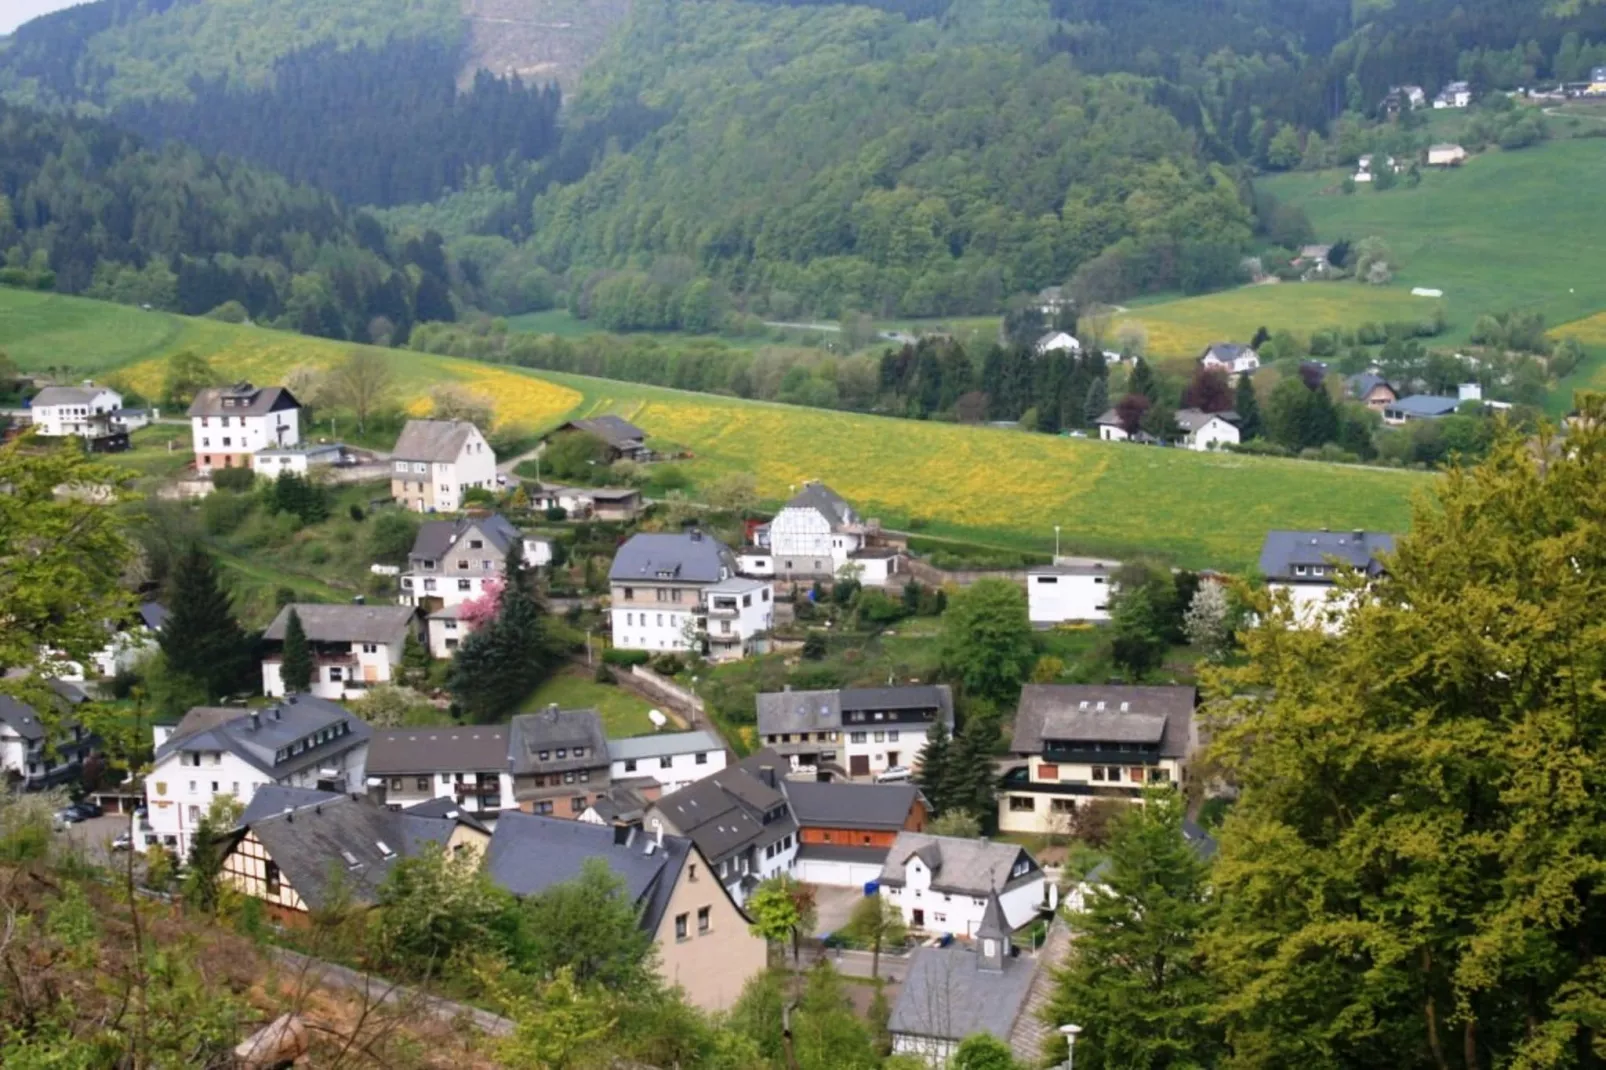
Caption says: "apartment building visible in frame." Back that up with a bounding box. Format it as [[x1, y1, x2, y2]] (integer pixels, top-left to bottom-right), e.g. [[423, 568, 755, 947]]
[[188, 382, 301, 473], [610, 531, 738, 653]]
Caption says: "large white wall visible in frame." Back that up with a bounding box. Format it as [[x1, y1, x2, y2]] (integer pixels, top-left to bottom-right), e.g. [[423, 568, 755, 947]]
[[1027, 571, 1112, 624], [191, 408, 301, 466]]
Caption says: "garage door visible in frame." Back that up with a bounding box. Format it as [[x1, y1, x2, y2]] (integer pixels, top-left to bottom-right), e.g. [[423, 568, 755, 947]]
[[797, 859, 885, 887]]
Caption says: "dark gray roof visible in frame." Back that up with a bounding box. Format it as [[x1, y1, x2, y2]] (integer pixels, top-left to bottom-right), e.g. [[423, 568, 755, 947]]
[[606, 730, 723, 763], [562, 415, 646, 448], [238, 785, 344, 826], [756, 689, 841, 735], [841, 685, 952, 719], [650, 749, 794, 866], [32, 385, 117, 407], [507, 706, 608, 775], [404, 796, 491, 835], [782, 780, 923, 830], [137, 602, 169, 631], [1182, 818, 1219, 860], [782, 482, 856, 529], [409, 513, 523, 562], [609, 532, 736, 584], [889, 945, 1036, 1043], [1347, 373, 1395, 399], [392, 419, 482, 463], [157, 697, 370, 780], [486, 812, 690, 935], [236, 794, 464, 910], [878, 833, 1041, 897], [1011, 685, 1196, 758], [1174, 408, 1239, 432], [1201, 342, 1255, 362], [0, 694, 46, 742], [368, 726, 510, 775], [1257, 530, 1397, 584], [264, 604, 416, 644], [187, 383, 299, 418], [1387, 395, 1460, 418]]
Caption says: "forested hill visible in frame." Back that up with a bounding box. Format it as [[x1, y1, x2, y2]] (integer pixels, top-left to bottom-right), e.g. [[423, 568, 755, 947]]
[[0, 101, 464, 340]]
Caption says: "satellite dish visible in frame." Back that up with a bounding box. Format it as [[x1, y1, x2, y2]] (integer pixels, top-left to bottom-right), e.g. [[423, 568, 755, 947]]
[[648, 709, 668, 729]]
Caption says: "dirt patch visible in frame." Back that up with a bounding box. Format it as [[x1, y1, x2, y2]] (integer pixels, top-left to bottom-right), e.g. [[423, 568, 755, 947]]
[[461, 0, 632, 94]]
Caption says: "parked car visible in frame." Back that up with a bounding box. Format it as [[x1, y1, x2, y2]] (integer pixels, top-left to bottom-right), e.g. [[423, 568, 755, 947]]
[[874, 765, 912, 784], [70, 801, 103, 819], [111, 832, 133, 852], [53, 808, 84, 828]]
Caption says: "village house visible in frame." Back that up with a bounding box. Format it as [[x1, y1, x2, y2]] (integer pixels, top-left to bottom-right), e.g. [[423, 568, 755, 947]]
[[1347, 372, 1399, 413], [141, 696, 371, 855], [1434, 80, 1473, 108], [0, 682, 95, 791], [1198, 342, 1260, 376], [261, 604, 416, 700], [365, 725, 515, 817], [1034, 330, 1081, 355], [699, 576, 774, 662], [529, 484, 644, 522], [997, 685, 1199, 835], [551, 415, 650, 462], [1428, 143, 1469, 167], [188, 382, 301, 474], [486, 813, 767, 1011], [54, 601, 167, 682], [250, 442, 351, 476], [397, 513, 552, 614], [1384, 394, 1461, 424], [1093, 408, 1153, 444], [221, 790, 488, 922], [507, 705, 612, 819], [1591, 66, 1606, 95], [1027, 563, 1114, 626], [607, 730, 727, 794], [756, 684, 954, 780], [1174, 408, 1241, 451], [751, 481, 877, 581], [1384, 84, 1427, 112], [390, 419, 497, 514], [888, 891, 1039, 1066], [847, 546, 907, 586], [28, 382, 138, 451], [1258, 529, 1397, 629], [786, 779, 929, 887], [1068, 819, 1218, 913], [610, 530, 739, 653], [876, 831, 1048, 938], [645, 750, 799, 907]]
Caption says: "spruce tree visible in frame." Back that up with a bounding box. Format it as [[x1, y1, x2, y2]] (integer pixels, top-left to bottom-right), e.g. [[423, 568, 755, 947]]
[[1127, 356, 1160, 404], [1233, 372, 1262, 441], [915, 718, 952, 813], [447, 536, 558, 721], [279, 607, 313, 693], [1083, 376, 1110, 426], [939, 714, 1002, 833], [160, 544, 249, 701]]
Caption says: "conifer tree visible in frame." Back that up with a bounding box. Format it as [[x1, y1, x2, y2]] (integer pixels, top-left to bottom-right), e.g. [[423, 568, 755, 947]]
[[1127, 356, 1160, 404], [279, 607, 313, 693], [448, 537, 559, 721], [939, 713, 1002, 832], [915, 718, 952, 813], [1083, 376, 1110, 426], [1233, 371, 1262, 441], [160, 544, 249, 700]]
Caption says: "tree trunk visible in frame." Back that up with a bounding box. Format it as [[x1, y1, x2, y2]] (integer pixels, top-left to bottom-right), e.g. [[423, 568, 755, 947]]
[[1423, 950, 1450, 1070], [1463, 1017, 1478, 1070], [871, 929, 882, 980]]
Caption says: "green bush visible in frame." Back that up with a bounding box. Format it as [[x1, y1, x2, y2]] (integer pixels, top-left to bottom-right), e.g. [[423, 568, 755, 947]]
[[201, 490, 254, 536], [211, 466, 256, 493], [602, 648, 651, 667], [369, 509, 420, 563], [349, 503, 366, 522]]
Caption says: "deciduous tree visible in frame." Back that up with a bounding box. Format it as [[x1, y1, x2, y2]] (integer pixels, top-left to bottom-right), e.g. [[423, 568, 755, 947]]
[[322, 347, 395, 434], [844, 894, 907, 980], [939, 580, 1034, 705]]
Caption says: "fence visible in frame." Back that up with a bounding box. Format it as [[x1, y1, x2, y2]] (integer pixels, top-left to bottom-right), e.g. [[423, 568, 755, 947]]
[[627, 665, 707, 724]]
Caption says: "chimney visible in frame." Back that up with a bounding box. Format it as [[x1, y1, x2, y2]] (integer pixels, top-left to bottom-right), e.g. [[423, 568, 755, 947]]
[[272, 705, 283, 719], [613, 823, 632, 846], [690, 529, 703, 542], [653, 819, 663, 847], [546, 703, 560, 721], [249, 711, 261, 732], [759, 764, 776, 789]]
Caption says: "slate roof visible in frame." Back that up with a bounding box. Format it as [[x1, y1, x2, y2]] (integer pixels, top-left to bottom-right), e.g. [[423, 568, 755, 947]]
[[367, 726, 510, 775], [562, 415, 646, 448], [391, 419, 481, 463], [1257, 530, 1397, 584], [1387, 395, 1461, 418], [238, 785, 343, 826], [877, 832, 1041, 897], [1011, 685, 1197, 758], [403, 796, 491, 835], [757, 685, 953, 736], [137, 602, 169, 631], [841, 685, 952, 719], [409, 513, 522, 561], [156, 696, 370, 781], [1174, 408, 1239, 432], [237, 794, 465, 909], [606, 730, 723, 764], [1347, 373, 1395, 399], [782, 780, 922, 830], [486, 811, 691, 935], [782, 481, 856, 529], [507, 706, 608, 775], [32, 385, 117, 407], [187, 383, 298, 418], [650, 749, 794, 867], [0, 694, 47, 742], [263, 604, 416, 645], [608, 532, 736, 584], [889, 945, 1036, 1044], [1201, 342, 1255, 363]]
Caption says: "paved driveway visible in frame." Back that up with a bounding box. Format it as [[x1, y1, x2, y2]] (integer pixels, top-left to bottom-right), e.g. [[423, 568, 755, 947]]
[[810, 883, 867, 937], [62, 813, 136, 863]]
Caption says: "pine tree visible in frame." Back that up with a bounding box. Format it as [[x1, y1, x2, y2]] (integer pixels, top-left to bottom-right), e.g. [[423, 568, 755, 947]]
[[915, 718, 952, 813], [400, 630, 431, 686], [279, 607, 313, 693], [1127, 356, 1160, 404], [940, 714, 1002, 832], [160, 544, 249, 700], [1083, 375, 1110, 426], [448, 537, 558, 721], [1233, 372, 1262, 441]]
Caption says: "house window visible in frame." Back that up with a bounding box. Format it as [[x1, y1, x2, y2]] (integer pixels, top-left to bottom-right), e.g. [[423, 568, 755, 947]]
[[391, 778, 403, 791], [574, 746, 586, 757], [661, 757, 672, 770], [1051, 799, 1077, 814], [625, 759, 637, 772], [1038, 763, 1060, 781], [416, 776, 429, 792], [458, 579, 472, 591], [564, 772, 575, 784], [696, 752, 708, 765], [850, 732, 867, 744], [571, 797, 586, 813], [362, 643, 378, 654], [579, 771, 589, 783], [557, 748, 567, 759], [1009, 796, 1036, 812], [888, 731, 899, 742], [675, 913, 689, 941], [538, 751, 550, 760], [689, 864, 698, 882], [328, 667, 344, 682], [469, 540, 483, 549], [623, 587, 634, 600], [697, 906, 711, 934], [266, 860, 281, 895], [536, 801, 553, 815], [873, 731, 885, 743]]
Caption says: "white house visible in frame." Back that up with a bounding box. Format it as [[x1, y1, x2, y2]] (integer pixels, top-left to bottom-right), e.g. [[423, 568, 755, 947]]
[[610, 531, 739, 654], [423, 604, 473, 659], [1258, 529, 1398, 631], [188, 382, 301, 474], [141, 696, 370, 855], [366, 725, 516, 816], [736, 546, 775, 578], [1094, 408, 1132, 442], [1174, 408, 1241, 451], [1034, 330, 1081, 355], [1427, 143, 1468, 167], [847, 547, 905, 586], [250, 443, 349, 476], [0, 682, 95, 790], [28, 383, 124, 439], [1434, 80, 1472, 108], [757, 685, 954, 781], [877, 832, 1048, 938], [1027, 564, 1113, 625], [260, 604, 417, 700], [389, 419, 497, 514], [88, 602, 167, 680], [607, 730, 727, 794], [398, 513, 551, 612], [755, 482, 872, 580], [700, 577, 774, 662], [1199, 342, 1260, 376]]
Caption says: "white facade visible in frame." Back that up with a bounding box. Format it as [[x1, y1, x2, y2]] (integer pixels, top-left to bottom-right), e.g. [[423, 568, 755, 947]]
[[1028, 567, 1113, 625], [1428, 144, 1468, 166], [377, 770, 515, 814], [795, 853, 885, 888], [769, 511, 862, 576], [191, 407, 300, 473], [1200, 349, 1260, 375], [737, 549, 775, 578], [880, 856, 1045, 938], [610, 738, 727, 794], [391, 424, 497, 514], [1035, 331, 1082, 355], [0, 721, 90, 789], [251, 444, 344, 475], [31, 387, 123, 438], [702, 578, 774, 663], [262, 636, 404, 700], [1267, 581, 1364, 634], [842, 724, 927, 778], [612, 599, 701, 653], [849, 551, 902, 586], [1182, 414, 1240, 451], [425, 610, 476, 659], [1098, 422, 1130, 442]]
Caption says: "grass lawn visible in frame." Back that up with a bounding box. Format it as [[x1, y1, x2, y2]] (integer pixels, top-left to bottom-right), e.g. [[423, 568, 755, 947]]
[[0, 288, 190, 375], [506, 308, 775, 350], [524, 669, 660, 738], [108, 423, 194, 480], [1258, 139, 1606, 351]]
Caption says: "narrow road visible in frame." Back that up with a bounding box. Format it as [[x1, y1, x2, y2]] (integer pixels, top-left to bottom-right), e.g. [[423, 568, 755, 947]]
[[498, 441, 543, 478]]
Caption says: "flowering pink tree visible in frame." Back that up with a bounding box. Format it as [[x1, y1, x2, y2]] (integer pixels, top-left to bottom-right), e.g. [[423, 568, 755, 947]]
[[458, 577, 505, 630]]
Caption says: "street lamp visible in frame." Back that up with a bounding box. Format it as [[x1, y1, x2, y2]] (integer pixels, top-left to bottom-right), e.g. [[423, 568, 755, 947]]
[[690, 675, 700, 727], [1054, 525, 1061, 560], [1059, 1023, 1082, 1070]]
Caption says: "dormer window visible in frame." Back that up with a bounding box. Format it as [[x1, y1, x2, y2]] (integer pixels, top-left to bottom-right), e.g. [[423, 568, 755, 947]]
[[1294, 565, 1308, 577], [556, 748, 567, 759], [538, 750, 550, 760]]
